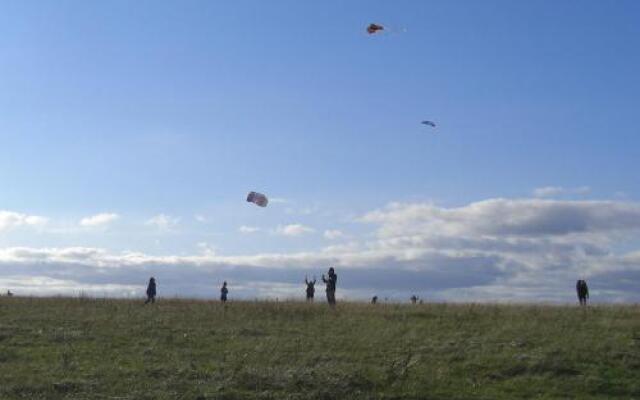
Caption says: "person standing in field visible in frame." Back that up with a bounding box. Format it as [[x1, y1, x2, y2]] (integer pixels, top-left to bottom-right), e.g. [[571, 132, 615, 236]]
[[145, 277, 156, 304], [220, 281, 229, 303], [305, 276, 316, 302], [322, 267, 337, 306], [576, 279, 589, 306]]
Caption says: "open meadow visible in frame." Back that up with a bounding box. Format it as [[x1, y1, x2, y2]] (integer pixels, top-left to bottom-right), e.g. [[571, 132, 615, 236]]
[[1, 297, 639, 399]]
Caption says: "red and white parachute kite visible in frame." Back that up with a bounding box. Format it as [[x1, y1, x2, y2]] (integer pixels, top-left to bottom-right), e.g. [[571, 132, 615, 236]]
[[246, 191, 268, 207]]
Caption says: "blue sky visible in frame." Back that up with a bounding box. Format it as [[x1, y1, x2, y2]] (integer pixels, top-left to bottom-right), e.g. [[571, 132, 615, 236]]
[[0, 1, 639, 302]]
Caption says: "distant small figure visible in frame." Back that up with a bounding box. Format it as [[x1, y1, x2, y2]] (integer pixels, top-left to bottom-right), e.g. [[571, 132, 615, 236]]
[[371, 295, 378, 304], [305, 276, 316, 302], [145, 277, 156, 304], [220, 281, 229, 303], [419, 299, 424, 305], [576, 279, 589, 306], [7, 290, 13, 297], [322, 267, 338, 306], [410, 295, 418, 304]]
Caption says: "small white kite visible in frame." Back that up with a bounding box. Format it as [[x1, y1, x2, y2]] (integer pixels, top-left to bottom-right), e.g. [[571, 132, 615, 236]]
[[366, 23, 385, 35]]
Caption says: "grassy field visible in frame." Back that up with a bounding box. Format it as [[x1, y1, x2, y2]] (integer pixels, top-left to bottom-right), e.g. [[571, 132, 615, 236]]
[[0, 297, 639, 399]]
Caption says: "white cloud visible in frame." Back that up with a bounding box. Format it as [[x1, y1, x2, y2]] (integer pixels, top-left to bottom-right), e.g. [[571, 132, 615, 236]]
[[239, 225, 260, 234], [324, 229, 345, 240], [0, 211, 48, 232], [146, 214, 180, 230], [533, 186, 591, 198], [79, 213, 119, 228], [361, 198, 640, 238], [274, 224, 315, 237], [24, 216, 49, 225], [194, 214, 207, 223]]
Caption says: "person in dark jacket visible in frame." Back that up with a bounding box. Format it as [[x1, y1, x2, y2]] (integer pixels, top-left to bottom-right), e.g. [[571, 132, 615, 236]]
[[371, 295, 378, 304], [322, 267, 337, 306], [220, 281, 229, 303], [305, 276, 316, 302], [576, 279, 589, 306], [145, 277, 156, 304]]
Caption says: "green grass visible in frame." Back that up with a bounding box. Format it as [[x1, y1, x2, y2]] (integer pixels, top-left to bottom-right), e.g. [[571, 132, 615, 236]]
[[1, 297, 639, 399]]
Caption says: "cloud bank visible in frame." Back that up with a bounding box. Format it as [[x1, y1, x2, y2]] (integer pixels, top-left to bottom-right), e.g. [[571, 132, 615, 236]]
[[1, 198, 640, 303]]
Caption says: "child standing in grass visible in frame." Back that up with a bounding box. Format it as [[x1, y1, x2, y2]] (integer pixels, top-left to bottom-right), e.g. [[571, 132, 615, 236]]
[[305, 276, 316, 302], [145, 277, 156, 304], [220, 281, 229, 303]]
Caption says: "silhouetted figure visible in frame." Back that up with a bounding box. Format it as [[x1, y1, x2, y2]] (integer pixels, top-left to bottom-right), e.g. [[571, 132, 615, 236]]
[[322, 267, 337, 306], [576, 279, 589, 306], [371, 295, 378, 304], [220, 281, 229, 303], [145, 277, 156, 304], [410, 295, 418, 304], [305, 276, 316, 302], [6, 290, 13, 297]]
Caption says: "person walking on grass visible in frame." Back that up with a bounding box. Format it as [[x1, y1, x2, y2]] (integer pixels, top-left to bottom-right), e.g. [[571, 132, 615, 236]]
[[305, 276, 316, 302], [322, 267, 337, 306], [220, 281, 229, 303], [145, 277, 156, 304], [576, 279, 589, 306]]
